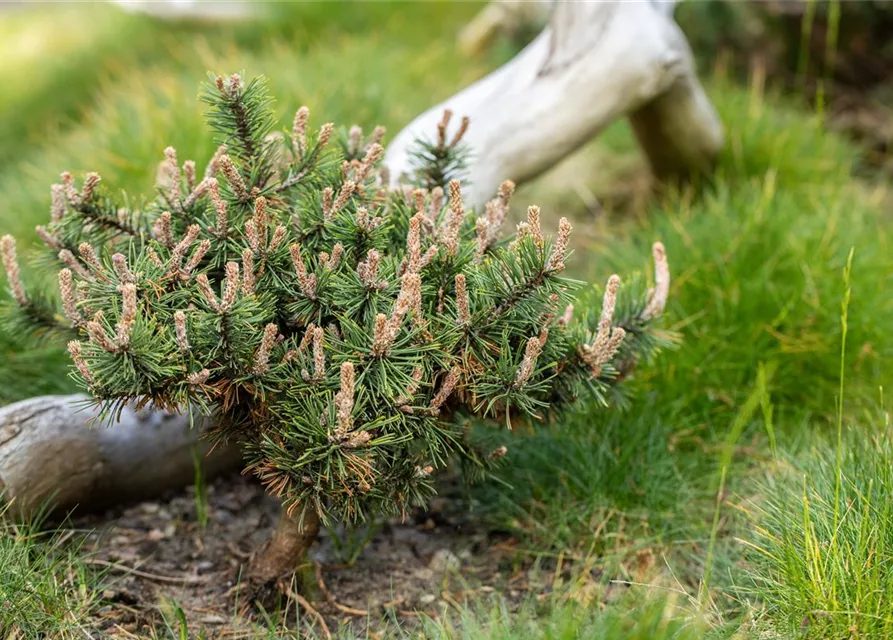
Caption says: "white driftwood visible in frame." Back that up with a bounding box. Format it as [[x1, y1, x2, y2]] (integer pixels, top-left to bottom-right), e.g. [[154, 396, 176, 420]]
[[386, 0, 723, 209], [0, 395, 241, 518], [458, 0, 553, 56], [111, 0, 253, 20]]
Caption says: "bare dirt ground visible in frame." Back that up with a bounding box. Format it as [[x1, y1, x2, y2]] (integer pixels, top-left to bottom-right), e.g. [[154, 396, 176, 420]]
[[72, 474, 567, 638]]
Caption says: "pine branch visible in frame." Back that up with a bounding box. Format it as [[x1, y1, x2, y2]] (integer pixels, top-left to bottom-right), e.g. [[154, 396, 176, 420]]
[[0, 73, 672, 533]]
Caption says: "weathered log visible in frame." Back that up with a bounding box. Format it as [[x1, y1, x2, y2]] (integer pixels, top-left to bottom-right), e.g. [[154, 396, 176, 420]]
[[0, 395, 242, 518], [385, 0, 723, 209], [110, 0, 253, 20], [458, 0, 552, 56]]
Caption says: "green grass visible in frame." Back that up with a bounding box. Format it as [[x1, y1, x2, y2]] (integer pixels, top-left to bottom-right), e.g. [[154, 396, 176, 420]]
[[1, 2, 892, 638], [744, 417, 893, 638], [415, 594, 715, 640], [0, 508, 98, 638]]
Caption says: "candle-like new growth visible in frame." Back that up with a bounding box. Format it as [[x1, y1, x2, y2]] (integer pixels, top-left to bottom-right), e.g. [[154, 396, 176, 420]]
[[67, 341, 94, 385], [163, 147, 181, 205], [514, 335, 543, 388], [580, 275, 628, 378], [312, 326, 325, 381], [187, 369, 211, 385], [326, 243, 343, 271], [253, 323, 279, 375], [60, 171, 78, 203], [78, 243, 103, 276], [184, 240, 211, 278], [289, 243, 317, 299], [430, 365, 461, 414], [548, 217, 572, 272], [219, 154, 248, 201], [441, 180, 465, 256], [205, 145, 228, 180], [196, 274, 221, 312], [1, 235, 26, 305], [174, 310, 189, 353], [333, 361, 356, 439], [58, 269, 83, 326], [292, 106, 310, 160], [527, 206, 544, 248], [220, 262, 240, 312], [153, 211, 173, 247], [242, 249, 256, 296], [643, 242, 670, 320], [208, 179, 228, 236], [115, 283, 137, 349], [112, 253, 136, 284], [558, 304, 574, 327], [80, 172, 101, 204], [86, 311, 117, 353], [455, 273, 470, 324], [50, 184, 66, 222], [184, 160, 196, 192], [36, 226, 60, 250]]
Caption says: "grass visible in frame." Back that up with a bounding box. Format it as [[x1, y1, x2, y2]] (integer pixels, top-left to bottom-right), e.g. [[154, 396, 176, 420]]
[[744, 417, 893, 638], [415, 594, 714, 640], [0, 507, 98, 638], [1, 1, 892, 638]]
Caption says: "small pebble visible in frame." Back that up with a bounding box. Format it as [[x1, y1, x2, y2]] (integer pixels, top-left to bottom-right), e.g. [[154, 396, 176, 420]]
[[419, 594, 436, 605], [201, 614, 227, 624], [147, 528, 165, 542], [428, 549, 460, 572], [414, 568, 434, 581], [215, 509, 233, 524]]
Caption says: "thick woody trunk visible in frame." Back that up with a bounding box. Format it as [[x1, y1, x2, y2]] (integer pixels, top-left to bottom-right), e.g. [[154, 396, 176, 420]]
[[248, 506, 321, 588]]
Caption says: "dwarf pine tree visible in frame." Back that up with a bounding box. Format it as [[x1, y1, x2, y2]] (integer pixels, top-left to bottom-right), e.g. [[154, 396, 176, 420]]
[[1, 73, 672, 587]]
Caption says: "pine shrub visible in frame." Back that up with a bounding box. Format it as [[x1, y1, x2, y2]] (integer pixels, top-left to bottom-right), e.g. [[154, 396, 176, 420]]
[[1, 73, 672, 586]]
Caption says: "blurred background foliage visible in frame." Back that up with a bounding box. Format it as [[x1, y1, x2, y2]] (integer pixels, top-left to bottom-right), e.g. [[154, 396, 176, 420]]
[[676, 0, 893, 177]]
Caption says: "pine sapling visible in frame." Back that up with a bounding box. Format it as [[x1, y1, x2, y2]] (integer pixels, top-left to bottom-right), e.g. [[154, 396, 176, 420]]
[[1, 73, 673, 592]]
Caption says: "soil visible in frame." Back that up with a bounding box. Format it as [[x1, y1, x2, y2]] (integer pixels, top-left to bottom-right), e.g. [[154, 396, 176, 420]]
[[72, 473, 564, 639]]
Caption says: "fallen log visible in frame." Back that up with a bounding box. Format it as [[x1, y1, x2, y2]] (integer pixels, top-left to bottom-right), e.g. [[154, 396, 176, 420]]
[[386, 1, 723, 209], [0, 395, 242, 519]]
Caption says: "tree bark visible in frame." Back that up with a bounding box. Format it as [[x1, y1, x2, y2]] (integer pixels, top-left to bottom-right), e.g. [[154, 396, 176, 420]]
[[248, 506, 321, 588], [0, 394, 242, 519]]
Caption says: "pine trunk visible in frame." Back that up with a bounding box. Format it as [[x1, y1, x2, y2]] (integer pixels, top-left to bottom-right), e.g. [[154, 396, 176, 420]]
[[248, 505, 320, 588]]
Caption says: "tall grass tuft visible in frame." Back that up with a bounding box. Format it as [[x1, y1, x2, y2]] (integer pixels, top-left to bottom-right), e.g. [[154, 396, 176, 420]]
[[743, 413, 893, 638]]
